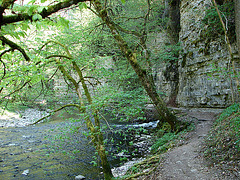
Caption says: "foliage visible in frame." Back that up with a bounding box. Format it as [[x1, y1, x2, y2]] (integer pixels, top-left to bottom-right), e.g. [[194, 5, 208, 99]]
[[204, 103, 240, 174], [0, 0, 175, 124], [151, 42, 182, 66], [0, 0, 181, 178], [202, 1, 235, 41], [150, 132, 176, 153], [150, 120, 195, 154]]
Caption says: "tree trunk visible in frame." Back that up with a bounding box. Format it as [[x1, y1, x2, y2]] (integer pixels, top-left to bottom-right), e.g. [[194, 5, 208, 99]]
[[167, 0, 181, 44], [235, 0, 240, 55], [164, 0, 181, 106], [49, 41, 113, 179], [72, 61, 113, 179], [92, 0, 182, 131]]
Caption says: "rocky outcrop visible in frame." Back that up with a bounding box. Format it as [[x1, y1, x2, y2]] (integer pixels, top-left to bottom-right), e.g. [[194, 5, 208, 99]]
[[155, 0, 239, 108]]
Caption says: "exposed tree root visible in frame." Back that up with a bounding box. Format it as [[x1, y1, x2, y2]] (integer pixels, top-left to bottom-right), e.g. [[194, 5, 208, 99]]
[[122, 155, 164, 180]]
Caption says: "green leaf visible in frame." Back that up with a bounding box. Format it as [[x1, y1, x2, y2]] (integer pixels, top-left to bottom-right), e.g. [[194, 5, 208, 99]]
[[35, 21, 42, 29], [28, 0, 37, 4], [58, 17, 69, 28], [37, 6, 45, 13], [78, 2, 87, 10], [27, 6, 35, 16], [121, 0, 126, 3], [32, 14, 42, 21], [21, 23, 30, 31]]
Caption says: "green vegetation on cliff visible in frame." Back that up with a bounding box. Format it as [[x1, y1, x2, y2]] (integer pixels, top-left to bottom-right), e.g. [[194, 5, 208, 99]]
[[204, 103, 240, 175]]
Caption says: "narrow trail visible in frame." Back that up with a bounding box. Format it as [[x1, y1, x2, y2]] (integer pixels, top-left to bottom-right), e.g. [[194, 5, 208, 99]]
[[146, 108, 238, 180]]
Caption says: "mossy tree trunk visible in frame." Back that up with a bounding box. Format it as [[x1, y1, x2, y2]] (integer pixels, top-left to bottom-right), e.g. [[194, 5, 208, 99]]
[[163, 0, 181, 106], [43, 41, 113, 180], [72, 61, 113, 180], [167, 0, 181, 44], [92, 0, 182, 131], [235, 0, 240, 55], [59, 61, 113, 180]]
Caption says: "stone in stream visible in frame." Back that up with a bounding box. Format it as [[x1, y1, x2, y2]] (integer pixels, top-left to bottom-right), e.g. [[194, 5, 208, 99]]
[[75, 175, 86, 180], [22, 169, 29, 176]]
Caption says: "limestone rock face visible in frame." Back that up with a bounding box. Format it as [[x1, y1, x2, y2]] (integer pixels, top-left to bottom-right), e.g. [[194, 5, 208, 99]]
[[155, 0, 239, 108]]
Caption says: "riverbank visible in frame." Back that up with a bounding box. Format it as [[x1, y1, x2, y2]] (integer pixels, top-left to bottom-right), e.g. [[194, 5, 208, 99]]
[[2, 107, 238, 180], [0, 107, 155, 179], [122, 107, 239, 180], [0, 108, 49, 127]]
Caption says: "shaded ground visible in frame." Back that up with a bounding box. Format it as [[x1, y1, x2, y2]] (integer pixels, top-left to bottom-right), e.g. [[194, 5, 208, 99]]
[[141, 108, 239, 180]]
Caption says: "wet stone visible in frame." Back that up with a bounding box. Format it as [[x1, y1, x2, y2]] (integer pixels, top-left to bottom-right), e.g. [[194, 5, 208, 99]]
[[75, 175, 86, 180], [7, 143, 16, 146], [22, 169, 29, 176]]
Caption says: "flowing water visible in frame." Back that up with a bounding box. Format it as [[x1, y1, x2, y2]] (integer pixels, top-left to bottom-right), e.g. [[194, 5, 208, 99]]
[[0, 111, 156, 179]]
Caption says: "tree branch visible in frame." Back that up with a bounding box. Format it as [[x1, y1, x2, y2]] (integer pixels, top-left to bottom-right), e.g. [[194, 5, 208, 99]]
[[0, 49, 12, 80], [40, 40, 72, 58], [2, 0, 90, 25], [0, 80, 31, 100], [46, 54, 72, 59], [84, 76, 101, 85], [0, 0, 17, 28], [29, 104, 82, 125], [0, 35, 30, 61], [47, 67, 58, 82]]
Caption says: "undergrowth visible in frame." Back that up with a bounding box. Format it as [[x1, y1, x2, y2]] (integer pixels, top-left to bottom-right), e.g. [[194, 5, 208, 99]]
[[204, 103, 240, 176], [118, 119, 195, 179], [150, 121, 195, 154]]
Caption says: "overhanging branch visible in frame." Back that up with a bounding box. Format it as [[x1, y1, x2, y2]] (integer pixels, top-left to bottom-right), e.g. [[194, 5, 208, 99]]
[[0, 79, 31, 100], [46, 54, 72, 59], [29, 104, 83, 125], [0, 35, 30, 61], [2, 0, 90, 25], [0, 49, 12, 80]]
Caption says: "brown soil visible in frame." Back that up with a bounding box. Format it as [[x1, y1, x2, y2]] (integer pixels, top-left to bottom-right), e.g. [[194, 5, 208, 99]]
[[139, 108, 238, 180]]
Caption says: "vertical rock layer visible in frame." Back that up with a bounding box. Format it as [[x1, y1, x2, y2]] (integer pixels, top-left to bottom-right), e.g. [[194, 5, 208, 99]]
[[156, 0, 239, 108]]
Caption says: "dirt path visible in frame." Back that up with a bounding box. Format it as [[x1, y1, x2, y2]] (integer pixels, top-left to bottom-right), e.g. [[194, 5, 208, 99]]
[[146, 108, 238, 180]]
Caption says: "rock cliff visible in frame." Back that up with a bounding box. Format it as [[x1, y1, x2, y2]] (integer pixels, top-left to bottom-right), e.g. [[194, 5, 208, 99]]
[[155, 0, 239, 108]]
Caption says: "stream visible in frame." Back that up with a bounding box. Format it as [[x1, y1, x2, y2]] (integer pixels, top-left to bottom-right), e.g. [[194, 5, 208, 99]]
[[0, 109, 157, 179]]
